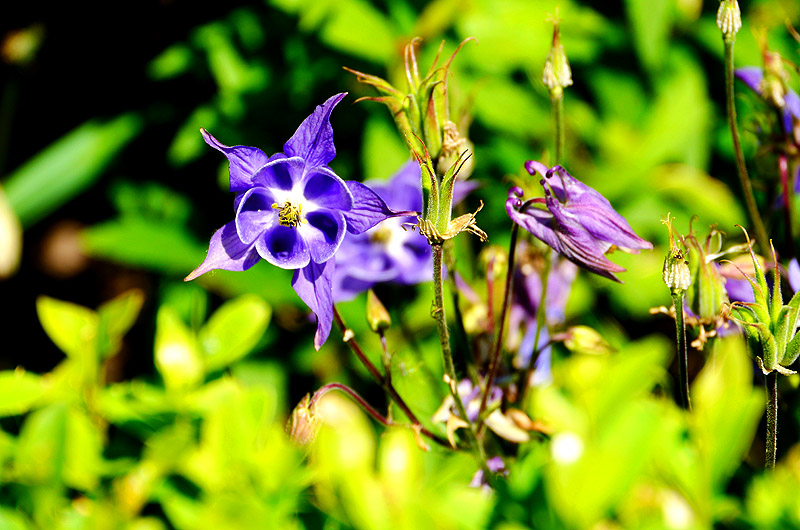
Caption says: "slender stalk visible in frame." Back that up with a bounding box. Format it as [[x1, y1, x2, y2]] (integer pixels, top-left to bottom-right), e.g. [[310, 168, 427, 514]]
[[552, 94, 565, 164], [332, 306, 449, 448], [672, 292, 691, 411], [724, 40, 770, 254], [431, 243, 493, 479], [478, 223, 519, 423], [521, 250, 552, 403], [765, 371, 778, 469], [310, 382, 394, 428], [779, 154, 795, 259]]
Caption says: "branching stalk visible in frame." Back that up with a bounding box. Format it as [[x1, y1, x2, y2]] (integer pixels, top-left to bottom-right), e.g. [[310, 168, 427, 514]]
[[431, 243, 493, 480], [332, 306, 449, 448], [478, 223, 519, 424]]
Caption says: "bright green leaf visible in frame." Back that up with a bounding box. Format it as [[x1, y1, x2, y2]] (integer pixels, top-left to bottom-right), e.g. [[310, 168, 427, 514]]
[[0, 370, 45, 417], [199, 294, 271, 372], [36, 296, 98, 361]]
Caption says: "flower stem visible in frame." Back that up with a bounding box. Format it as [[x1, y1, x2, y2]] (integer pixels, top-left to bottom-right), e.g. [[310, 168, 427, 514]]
[[478, 223, 519, 423], [332, 305, 449, 448], [765, 371, 778, 469], [521, 249, 552, 404], [552, 93, 565, 163], [724, 40, 770, 254], [779, 154, 795, 259], [431, 243, 493, 480], [672, 292, 691, 411], [310, 382, 394, 427]]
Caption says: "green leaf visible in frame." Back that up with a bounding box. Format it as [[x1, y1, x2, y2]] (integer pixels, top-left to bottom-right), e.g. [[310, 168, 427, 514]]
[[97, 289, 145, 359], [147, 43, 194, 80], [624, 0, 672, 71], [36, 296, 98, 361], [3, 114, 143, 227], [691, 337, 764, 492], [0, 370, 44, 417], [199, 294, 271, 372], [154, 307, 203, 391], [0, 507, 32, 530]]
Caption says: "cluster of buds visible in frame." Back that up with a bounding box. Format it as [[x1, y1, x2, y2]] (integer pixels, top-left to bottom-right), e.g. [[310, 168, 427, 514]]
[[729, 228, 800, 376], [346, 39, 485, 247], [344, 38, 472, 172]]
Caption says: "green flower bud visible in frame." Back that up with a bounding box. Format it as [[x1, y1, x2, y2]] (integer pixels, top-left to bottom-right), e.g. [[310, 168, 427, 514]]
[[287, 393, 318, 446], [685, 225, 729, 323], [716, 0, 741, 43], [563, 326, 613, 355], [662, 214, 691, 295], [543, 21, 573, 97], [366, 289, 391, 333]]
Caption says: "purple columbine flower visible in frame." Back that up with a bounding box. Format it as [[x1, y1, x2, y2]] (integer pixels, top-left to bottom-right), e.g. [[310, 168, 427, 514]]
[[185, 93, 411, 349], [332, 161, 431, 302], [332, 160, 479, 302], [506, 161, 652, 282]]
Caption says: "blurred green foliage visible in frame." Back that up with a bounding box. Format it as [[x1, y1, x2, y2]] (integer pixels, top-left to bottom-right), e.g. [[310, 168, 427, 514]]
[[4, 0, 800, 528]]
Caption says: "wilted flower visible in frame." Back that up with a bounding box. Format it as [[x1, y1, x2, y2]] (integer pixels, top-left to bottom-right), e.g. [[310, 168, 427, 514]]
[[506, 162, 652, 282], [287, 393, 318, 446], [432, 379, 533, 445], [508, 242, 577, 372], [736, 66, 800, 134], [186, 94, 411, 349]]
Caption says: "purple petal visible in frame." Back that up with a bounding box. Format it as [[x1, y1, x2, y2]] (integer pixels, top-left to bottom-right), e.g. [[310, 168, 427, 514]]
[[256, 225, 310, 269], [235, 187, 277, 244], [735, 67, 763, 94], [303, 167, 354, 211], [284, 93, 347, 169], [789, 259, 800, 293], [253, 157, 305, 191], [185, 221, 260, 281], [547, 166, 652, 252], [292, 260, 335, 350], [343, 180, 418, 235], [201, 129, 270, 192], [299, 209, 346, 264]]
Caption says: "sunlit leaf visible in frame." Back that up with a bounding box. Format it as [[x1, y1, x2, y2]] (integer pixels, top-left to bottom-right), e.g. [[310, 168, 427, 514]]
[[0, 370, 44, 416], [199, 294, 271, 372], [36, 296, 99, 361]]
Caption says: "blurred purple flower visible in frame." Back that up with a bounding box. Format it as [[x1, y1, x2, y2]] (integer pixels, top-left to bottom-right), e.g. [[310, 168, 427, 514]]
[[789, 259, 800, 292], [736, 67, 800, 134], [186, 93, 411, 349], [470, 456, 507, 492], [506, 162, 652, 282], [332, 161, 479, 302], [332, 161, 431, 301], [508, 244, 577, 373]]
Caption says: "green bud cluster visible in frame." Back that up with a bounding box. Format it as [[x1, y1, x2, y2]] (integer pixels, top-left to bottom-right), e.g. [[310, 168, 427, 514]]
[[345, 39, 484, 245], [731, 229, 800, 376]]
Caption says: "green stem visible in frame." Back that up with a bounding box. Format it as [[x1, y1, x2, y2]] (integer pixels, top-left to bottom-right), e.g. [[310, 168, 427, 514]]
[[765, 371, 778, 469], [724, 40, 770, 254], [431, 243, 493, 480], [478, 223, 519, 423], [552, 93, 565, 164], [332, 306, 449, 448], [672, 292, 691, 411], [521, 249, 552, 404]]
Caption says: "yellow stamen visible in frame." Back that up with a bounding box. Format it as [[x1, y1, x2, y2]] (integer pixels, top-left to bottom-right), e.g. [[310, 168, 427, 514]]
[[272, 201, 306, 228]]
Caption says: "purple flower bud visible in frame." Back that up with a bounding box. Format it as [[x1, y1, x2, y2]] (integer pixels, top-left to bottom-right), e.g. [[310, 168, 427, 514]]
[[507, 163, 652, 282]]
